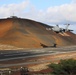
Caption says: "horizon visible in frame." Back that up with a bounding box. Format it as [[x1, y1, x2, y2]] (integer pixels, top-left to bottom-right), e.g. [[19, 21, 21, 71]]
[[0, 0, 76, 33]]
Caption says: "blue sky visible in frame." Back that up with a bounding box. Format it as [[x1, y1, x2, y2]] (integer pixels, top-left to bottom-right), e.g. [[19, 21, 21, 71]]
[[0, 0, 76, 33], [30, 0, 72, 9], [0, 0, 72, 9]]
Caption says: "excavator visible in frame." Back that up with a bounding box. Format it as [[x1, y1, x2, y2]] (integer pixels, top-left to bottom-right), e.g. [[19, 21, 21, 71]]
[[46, 24, 73, 33]]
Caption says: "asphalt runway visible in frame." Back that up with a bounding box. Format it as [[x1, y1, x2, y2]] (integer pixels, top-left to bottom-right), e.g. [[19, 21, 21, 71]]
[[0, 46, 76, 61]]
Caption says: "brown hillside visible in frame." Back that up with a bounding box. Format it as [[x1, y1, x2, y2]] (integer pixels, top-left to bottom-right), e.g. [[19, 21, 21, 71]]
[[0, 17, 76, 48]]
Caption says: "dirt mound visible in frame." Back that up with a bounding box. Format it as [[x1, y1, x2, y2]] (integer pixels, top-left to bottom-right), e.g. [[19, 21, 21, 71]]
[[0, 17, 76, 48]]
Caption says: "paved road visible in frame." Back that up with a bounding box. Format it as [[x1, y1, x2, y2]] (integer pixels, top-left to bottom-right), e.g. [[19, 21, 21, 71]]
[[0, 46, 76, 68], [0, 46, 76, 61]]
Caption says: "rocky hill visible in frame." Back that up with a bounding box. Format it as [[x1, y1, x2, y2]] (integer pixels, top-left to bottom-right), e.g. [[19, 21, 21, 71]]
[[0, 16, 76, 48]]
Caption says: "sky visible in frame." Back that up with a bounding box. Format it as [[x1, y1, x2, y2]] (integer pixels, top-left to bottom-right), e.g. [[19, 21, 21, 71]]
[[0, 0, 76, 33]]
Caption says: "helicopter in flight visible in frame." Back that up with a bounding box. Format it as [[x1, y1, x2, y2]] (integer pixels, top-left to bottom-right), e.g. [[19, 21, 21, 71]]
[[46, 24, 73, 33]]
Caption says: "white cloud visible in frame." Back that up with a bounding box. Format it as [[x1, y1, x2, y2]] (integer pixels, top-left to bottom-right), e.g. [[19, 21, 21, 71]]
[[0, 0, 76, 24], [20, 1, 76, 25], [71, 0, 76, 3], [0, 0, 76, 33], [0, 0, 30, 18], [44, 3, 76, 24]]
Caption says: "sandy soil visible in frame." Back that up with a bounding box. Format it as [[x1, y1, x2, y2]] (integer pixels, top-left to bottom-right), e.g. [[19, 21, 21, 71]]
[[0, 18, 76, 48], [28, 52, 76, 71]]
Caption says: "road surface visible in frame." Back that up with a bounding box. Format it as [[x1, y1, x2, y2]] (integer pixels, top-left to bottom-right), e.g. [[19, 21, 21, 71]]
[[0, 46, 76, 68]]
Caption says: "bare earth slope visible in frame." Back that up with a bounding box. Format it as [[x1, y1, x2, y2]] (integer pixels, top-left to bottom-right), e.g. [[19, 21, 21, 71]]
[[0, 17, 76, 48]]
